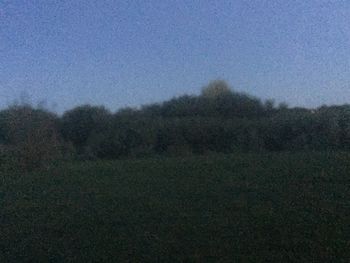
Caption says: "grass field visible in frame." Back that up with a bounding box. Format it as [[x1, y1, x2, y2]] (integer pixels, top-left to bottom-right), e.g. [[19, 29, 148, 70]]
[[1, 152, 349, 262]]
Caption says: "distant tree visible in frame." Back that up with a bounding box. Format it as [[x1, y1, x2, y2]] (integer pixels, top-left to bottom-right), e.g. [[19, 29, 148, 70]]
[[61, 105, 111, 153], [278, 102, 289, 111], [199, 80, 265, 118], [201, 80, 232, 98], [3, 79, 350, 164], [264, 99, 275, 115], [0, 105, 63, 171], [160, 95, 200, 117]]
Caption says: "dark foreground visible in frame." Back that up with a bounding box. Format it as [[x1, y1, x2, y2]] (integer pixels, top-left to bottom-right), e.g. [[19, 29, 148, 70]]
[[1, 152, 349, 262]]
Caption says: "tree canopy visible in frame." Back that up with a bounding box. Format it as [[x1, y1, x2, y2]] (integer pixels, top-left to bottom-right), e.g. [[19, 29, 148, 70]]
[[1, 80, 350, 165]]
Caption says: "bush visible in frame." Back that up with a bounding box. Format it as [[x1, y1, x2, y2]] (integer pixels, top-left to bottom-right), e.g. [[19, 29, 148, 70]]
[[0, 106, 67, 172]]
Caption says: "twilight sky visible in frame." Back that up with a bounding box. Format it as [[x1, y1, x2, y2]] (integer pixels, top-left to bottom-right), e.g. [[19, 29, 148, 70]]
[[0, 0, 349, 113]]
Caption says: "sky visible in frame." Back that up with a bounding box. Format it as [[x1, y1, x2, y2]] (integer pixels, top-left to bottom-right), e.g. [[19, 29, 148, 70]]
[[0, 0, 349, 113]]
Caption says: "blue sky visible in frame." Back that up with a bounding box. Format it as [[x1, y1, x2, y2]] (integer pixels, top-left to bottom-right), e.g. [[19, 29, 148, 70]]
[[0, 0, 349, 112]]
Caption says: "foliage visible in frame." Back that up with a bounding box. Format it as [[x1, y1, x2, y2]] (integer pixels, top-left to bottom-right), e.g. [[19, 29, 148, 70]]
[[0, 106, 65, 172], [2, 80, 350, 163], [60, 105, 112, 152]]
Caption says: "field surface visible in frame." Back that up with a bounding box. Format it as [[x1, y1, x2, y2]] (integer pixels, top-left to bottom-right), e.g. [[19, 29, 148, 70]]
[[1, 152, 349, 262]]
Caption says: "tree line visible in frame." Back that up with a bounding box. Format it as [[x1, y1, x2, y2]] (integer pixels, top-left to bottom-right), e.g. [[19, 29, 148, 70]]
[[1, 80, 350, 171]]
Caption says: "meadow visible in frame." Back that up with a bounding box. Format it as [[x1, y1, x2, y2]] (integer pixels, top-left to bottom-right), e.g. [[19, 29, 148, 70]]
[[1, 152, 349, 262]]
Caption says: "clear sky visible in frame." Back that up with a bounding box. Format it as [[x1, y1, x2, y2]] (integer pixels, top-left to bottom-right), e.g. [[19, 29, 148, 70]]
[[0, 0, 349, 113]]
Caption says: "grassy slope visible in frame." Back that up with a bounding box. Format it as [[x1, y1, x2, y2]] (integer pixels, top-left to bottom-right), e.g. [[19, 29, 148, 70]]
[[1, 152, 349, 262]]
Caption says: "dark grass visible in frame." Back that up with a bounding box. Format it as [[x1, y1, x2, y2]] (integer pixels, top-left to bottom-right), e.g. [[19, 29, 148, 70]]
[[1, 152, 350, 262]]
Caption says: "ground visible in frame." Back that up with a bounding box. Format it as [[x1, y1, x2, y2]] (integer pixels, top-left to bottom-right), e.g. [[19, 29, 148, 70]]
[[1, 152, 349, 262]]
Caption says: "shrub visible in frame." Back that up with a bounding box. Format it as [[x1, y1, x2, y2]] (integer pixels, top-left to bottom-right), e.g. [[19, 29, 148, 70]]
[[0, 106, 66, 172]]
